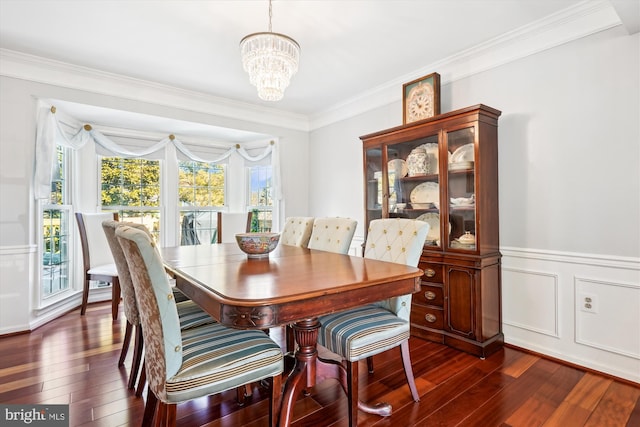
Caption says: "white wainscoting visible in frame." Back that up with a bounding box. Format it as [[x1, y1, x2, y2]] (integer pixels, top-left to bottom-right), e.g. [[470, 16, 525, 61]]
[[574, 276, 640, 360], [501, 247, 640, 383], [0, 244, 113, 335], [503, 268, 559, 338], [0, 245, 35, 334]]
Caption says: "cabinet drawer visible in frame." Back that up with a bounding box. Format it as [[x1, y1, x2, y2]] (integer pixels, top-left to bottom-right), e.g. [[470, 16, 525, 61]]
[[419, 262, 443, 283], [416, 284, 444, 306], [411, 304, 444, 330]]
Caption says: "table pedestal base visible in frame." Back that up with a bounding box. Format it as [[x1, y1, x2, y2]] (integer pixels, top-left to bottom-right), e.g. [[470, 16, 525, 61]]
[[278, 318, 392, 426]]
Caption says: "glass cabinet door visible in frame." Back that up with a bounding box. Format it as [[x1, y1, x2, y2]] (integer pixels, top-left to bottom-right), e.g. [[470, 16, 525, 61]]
[[386, 134, 441, 248], [446, 126, 477, 250], [364, 147, 383, 227]]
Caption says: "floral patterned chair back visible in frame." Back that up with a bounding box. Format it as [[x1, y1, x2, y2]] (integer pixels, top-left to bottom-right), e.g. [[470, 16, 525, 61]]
[[116, 225, 183, 401]]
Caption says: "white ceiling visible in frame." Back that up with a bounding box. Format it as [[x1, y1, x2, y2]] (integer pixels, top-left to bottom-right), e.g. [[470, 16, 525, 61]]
[[0, 0, 636, 138]]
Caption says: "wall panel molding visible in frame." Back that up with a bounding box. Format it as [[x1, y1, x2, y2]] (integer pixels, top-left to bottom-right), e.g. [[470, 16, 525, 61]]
[[501, 246, 640, 383], [0, 245, 36, 334], [502, 246, 640, 270], [574, 276, 640, 360], [502, 267, 559, 337]]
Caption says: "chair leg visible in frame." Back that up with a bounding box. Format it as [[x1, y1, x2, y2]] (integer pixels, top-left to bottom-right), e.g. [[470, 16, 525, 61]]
[[236, 385, 247, 406], [270, 374, 282, 427], [152, 402, 176, 427], [400, 340, 420, 402], [80, 277, 90, 315], [366, 356, 374, 374], [129, 325, 144, 390], [136, 360, 146, 397], [142, 389, 157, 427], [165, 403, 177, 427], [285, 324, 295, 353], [111, 276, 121, 320], [346, 360, 359, 427], [154, 401, 166, 427], [119, 320, 133, 367]]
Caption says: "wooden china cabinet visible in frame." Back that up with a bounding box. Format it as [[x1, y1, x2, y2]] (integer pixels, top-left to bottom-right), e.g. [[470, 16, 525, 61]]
[[360, 104, 503, 358]]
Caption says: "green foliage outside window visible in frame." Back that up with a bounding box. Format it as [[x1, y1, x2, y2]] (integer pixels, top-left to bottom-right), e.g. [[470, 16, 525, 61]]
[[248, 165, 272, 232], [178, 162, 225, 207], [101, 157, 161, 239], [101, 158, 161, 207]]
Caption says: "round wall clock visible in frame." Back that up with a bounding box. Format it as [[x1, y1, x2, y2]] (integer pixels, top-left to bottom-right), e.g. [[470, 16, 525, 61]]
[[403, 72, 441, 124], [406, 82, 434, 122]]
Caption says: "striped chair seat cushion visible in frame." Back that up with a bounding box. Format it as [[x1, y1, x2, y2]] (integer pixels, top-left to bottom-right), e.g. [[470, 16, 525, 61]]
[[172, 288, 190, 303], [318, 304, 410, 362], [165, 322, 283, 403], [176, 300, 215, 330]]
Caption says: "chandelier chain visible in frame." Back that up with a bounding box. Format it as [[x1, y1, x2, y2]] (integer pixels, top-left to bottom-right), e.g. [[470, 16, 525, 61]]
[[268, 0, 273, 32]]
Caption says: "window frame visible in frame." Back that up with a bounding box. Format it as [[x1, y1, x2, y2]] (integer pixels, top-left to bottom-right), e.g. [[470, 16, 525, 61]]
[[246, 163, 273, 232], [177, 160, 227, 245], [99, 156, 162, 241], [37, 145, 74, 308]]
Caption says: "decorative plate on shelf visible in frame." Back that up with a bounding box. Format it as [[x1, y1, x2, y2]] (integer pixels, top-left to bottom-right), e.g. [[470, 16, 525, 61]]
[[416, 212, 440, 243], [450, 143, 474, 163], [410, 182, 439, 206], [388, 158, 408, 178], [417, 143, 439, 173]]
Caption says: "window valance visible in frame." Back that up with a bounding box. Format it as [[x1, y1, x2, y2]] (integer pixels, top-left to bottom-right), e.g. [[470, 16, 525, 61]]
[[34, 103, 281, 202]]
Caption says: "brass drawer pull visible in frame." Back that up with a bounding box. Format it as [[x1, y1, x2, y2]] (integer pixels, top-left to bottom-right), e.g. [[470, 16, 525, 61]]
[[425, 313, 437, 323], [424, 268, 436, 278], [424, 291, 436, 300]]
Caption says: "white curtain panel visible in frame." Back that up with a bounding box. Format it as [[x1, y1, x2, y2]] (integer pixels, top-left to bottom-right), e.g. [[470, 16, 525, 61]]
[[33, 103, 281, 208]]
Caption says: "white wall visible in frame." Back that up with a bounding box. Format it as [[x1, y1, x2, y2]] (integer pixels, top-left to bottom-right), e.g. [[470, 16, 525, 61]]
[[308, 26, 640, 382]]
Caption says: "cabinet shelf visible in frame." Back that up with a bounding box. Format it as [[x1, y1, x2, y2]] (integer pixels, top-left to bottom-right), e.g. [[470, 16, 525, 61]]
[[361, 104, 503, 358], [404, 208, 438, 211], [448, 169, 474, 175], [398, 174, 439, 182]]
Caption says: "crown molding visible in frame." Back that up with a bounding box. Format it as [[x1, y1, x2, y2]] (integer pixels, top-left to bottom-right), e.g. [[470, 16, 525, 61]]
[[308, 0, 622, 130], [0, 1, 622, 133], [0, 48, 310, 132]]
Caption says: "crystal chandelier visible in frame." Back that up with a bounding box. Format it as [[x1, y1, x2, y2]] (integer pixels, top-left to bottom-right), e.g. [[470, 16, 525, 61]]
[[240, 0, 300, 101]]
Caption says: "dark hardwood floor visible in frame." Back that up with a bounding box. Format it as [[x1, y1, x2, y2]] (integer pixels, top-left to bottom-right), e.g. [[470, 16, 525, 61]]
[[1, 302, 638, 426]]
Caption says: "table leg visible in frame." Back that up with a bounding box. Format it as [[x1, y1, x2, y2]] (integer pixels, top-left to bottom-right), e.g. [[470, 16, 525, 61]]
[[278, 318, 319, 427]]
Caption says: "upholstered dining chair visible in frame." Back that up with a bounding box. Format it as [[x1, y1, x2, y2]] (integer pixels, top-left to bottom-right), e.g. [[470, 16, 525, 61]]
[[102, 220, 214, 392], [215, 211, 253, 243], [317, 218, 429, 426], [115, 224, 283, 427], [75, 212, 120, 319], [280, 216, 314, 248], [284, 217, 358, 352], [307, 217, 358, 254]]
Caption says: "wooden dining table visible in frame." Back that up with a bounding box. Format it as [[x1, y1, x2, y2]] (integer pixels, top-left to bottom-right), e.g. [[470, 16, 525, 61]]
[[161, 243, 424, 426]]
